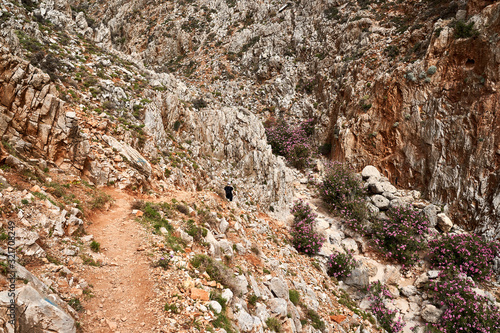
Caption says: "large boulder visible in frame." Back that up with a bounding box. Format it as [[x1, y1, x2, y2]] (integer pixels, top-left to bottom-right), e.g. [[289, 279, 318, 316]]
[[0, 285, 76, 333], [437, 213, 453, 232], [268, 277, 289, 300], [421, 304, 443, 323], [371, 195, 390, 210], [361, 165, 381, 180], [102, 135, 152, 177]]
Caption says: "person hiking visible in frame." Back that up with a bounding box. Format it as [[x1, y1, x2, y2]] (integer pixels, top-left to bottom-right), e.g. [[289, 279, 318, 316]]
[[224, 184, 234, 202]]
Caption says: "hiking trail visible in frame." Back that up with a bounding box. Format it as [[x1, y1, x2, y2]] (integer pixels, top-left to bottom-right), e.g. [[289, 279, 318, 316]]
[[78, 188, 157, 332]]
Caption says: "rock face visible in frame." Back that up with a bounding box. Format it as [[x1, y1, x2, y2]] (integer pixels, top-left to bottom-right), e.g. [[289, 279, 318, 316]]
[[66, 0, 500, 237], [144, 96, 294, 217], [0, 286, 76, 333], [0, 46, 81, 165]]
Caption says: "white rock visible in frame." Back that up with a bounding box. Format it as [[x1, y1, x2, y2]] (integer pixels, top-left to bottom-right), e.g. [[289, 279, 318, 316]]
[[221, 289, 233, 303], [207, 301, 222, 314], [421, 304, 443, 323], [361, 166, 381, 180]]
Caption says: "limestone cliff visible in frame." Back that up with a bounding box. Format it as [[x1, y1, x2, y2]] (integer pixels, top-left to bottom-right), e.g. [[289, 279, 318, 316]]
[[54, 0, 500, 238]]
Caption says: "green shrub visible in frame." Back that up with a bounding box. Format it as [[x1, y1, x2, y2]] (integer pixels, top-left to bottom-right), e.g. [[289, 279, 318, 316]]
[[0, 261, 8, 275], [164, 302, 179, 313], [68, 298, 84, 312], [191, 254, 236, 290], [90, 241, 100, 252], [289, 289, 300, 305], [306, 309, 325, 331], [248, 294, 260, 306], [173, 120, 182, 131], [428, 233, 499, 281], [324, 7, 339, 20], [367, 281, 405, 333], [266, 317, 281, 332], [176, 204, 190, 215], [89, 191, 113, 210], [192, 98, 207, 109], [185, 220, 207, 242], [81, 254, 100, 266], [453, 20, 478, 39], [290, 200, 325, 255], [426, 271, 500, 332], [265, 119, 315, 170], [384, 45, 400, 59], [154, 255, 172, 270]]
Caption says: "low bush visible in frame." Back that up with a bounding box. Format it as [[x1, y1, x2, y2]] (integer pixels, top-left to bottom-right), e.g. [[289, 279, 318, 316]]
[[266, 317, 281, 332], [371, 205, 429, 269], [426, 271, 500, 332], [210, 291, 235, 333], [89, 191, 113, 210], [428, 233, 500, 281], [191, 254, 237, 291], [326, 251, 357, 279], [164, 302, 179, 313], [367, 281, 405, 333], [265, 119, 315, 169], [291, 199, 316, 225], [305, 308, 325, 331], [153, 255, 173, 270], [289, 289, 300, 305], [185, 219, 207, 242], [318, 162, 368, 233], [176, 204, 190, 215], [453, 20, 478, 39], [68, 298, 84, 312], [290, 200, 325, 255], [90, 241, 100, 252]]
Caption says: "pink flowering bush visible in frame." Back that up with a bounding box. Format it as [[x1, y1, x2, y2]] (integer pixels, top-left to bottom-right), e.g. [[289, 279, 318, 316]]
[[428, 233, 500, 281], [426, 271, 500, 333], [318, 162, 368, 233], [367, 281, 405, 333], [290, 200, 325, 255], [326, 251, 357, 279], [265, 119, 315, 169], [371, 205, 429, 268]]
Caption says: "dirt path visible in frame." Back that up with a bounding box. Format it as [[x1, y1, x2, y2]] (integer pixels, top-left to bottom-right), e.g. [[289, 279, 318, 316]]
[[79, 188, 157, 332]]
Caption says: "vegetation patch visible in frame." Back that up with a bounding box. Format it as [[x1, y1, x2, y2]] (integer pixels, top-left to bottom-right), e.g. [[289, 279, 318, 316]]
[[265, 119, 316, 169], [326, 251, 357, 279], [90, 241, 100, 252], [265, 317, 281, 332], [453, 20, 478, 39], [289, 289, 300, 306], [318, 162, 368, 233], [428, 233, 499, 281], [426, 271, 500, 332], [185, 219, 208, 242], [191, 254, 237, 291], [371, 205, 429, 269], [88, 191, 113, 210], [289, 200, 325, 255], [367, 281, 405, 333]]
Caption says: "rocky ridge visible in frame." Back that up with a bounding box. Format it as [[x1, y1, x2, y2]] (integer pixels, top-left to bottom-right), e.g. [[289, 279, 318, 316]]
[[39, 0, 500, 237]]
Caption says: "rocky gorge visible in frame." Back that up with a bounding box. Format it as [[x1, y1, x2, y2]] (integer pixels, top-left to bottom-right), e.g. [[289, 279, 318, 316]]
[[0, 0, 499, 332]]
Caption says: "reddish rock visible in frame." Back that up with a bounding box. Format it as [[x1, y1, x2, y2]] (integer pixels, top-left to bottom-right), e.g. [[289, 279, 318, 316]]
[[190, 288, 209, 301], [330, 315, 346, 323]]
